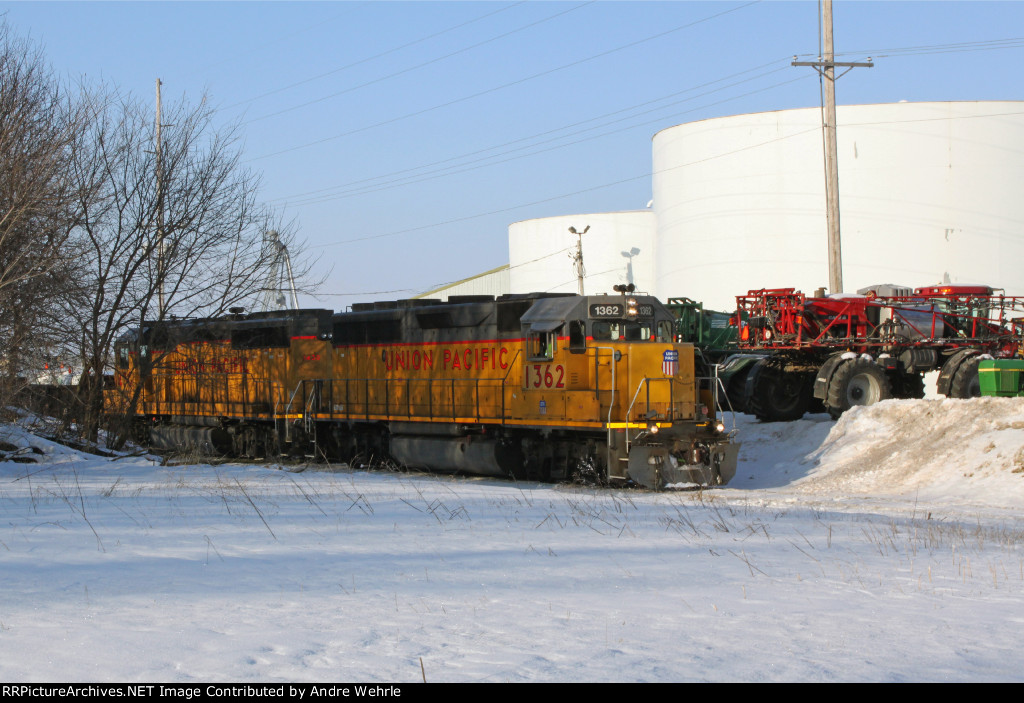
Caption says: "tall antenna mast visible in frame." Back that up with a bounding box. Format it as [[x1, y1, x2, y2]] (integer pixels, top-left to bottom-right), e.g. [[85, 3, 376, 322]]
[[792, 0, 872, 294], [260, 230, 300, 311]]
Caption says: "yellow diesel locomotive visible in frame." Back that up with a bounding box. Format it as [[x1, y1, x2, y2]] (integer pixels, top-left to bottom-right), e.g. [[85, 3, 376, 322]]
[[108, 291, 738, 488]]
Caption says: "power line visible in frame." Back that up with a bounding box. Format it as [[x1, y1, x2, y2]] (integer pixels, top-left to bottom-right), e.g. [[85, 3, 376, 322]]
[[843, 37, 1024, 57], [312, 288, 418, 298], [511, 247, 573, 271], [221, 2, 528, 112], [283, 71, 812, 208], [271, 58, 798, 205], [241, 2, 594, 125], [304, 105, 1024, 298], [548, 266, 625, 294], [843, 109, 1024, 127], [315, 30, 1019, 198], [418, 249, 572, 294], [246, 0, 763, 163], [310, 105, 1024, 250], [793, 36, 1024, 60], [310, 125, 822, 251], [198, 4, 355, 73]]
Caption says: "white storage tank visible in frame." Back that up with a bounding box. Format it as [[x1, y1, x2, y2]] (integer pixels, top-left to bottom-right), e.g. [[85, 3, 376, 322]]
[[651, 101, 1024, 311], [509, 211, 656, 295]]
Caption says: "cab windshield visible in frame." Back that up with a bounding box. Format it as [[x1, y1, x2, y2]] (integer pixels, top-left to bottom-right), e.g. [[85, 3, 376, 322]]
[[592, 320, 674, 342], [593, 321, 648, 341]]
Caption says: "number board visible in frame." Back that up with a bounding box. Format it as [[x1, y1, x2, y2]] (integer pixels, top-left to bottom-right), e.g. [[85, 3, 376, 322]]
[[588, 303, 655, 318], [589, 303, 623, 318]]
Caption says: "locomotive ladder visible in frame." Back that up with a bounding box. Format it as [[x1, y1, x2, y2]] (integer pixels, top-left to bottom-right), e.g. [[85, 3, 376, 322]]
[[276, 380, 322, 459]]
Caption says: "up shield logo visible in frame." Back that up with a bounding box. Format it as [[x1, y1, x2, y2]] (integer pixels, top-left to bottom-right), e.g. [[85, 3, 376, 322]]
[[662, 349, 679, 376]]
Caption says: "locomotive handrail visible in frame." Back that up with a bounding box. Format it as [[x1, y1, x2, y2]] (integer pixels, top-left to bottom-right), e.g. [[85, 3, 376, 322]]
[[301, 379, 323, 458], [623, 378, 650, 458], [593, 345, 618, 482], [625, 379, 651, 425], [622, 368, 732, 454], [304, 380, 321, 422], [269, 381, 291, 452], [710, 370, 737, 434], [495, 348, 521, 426], [502, 349, 521, 383], [275, 380, 305, 445], [622, 376, 680, 456], [703, 368, 730, 424]]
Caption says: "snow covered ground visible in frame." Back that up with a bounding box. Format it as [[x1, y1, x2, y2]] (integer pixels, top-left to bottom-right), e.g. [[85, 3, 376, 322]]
[[1, 398, 1023, 682]]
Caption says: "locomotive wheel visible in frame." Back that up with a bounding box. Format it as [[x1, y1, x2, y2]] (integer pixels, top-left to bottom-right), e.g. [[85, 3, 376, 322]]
[[889, 371, 926, 400], [948, 355, 982, 399], [746, 359, 811, 422], [824, 358, 892, 419]]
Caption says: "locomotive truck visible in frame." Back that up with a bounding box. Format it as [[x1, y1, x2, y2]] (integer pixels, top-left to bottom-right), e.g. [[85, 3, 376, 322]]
[[715, 284, 1024, 421], [106, 290, 738, 489]]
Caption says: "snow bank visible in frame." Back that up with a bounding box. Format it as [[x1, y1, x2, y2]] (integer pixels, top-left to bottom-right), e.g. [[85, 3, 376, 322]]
[[731, 412, 835, 489], [793, 398, 1024, 507], [0, 423, 94, 463]]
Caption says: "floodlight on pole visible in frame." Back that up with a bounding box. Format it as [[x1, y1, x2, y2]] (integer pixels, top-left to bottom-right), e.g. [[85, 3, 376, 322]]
[[568, 225, 589, 295]]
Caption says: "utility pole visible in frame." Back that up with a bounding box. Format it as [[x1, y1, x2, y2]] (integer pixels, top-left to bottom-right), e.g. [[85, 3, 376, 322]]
[[568, 225, 589, 295], [792, 0, 872, 294], [155, 78, 166, 316]]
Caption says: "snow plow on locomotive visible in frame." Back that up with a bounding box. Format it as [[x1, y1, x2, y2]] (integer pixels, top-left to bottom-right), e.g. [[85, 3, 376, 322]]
[[106, 291, 737, 489]]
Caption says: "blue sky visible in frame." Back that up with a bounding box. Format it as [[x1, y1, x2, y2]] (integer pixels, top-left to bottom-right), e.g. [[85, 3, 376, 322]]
[[3, 1, 1022, 307]]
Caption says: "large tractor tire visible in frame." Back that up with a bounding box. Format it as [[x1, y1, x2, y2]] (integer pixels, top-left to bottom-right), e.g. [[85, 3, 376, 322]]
[[719, 356, 760, 414], [746, 358, 811, 422], [948, 355, 982, 399], [824, 358, 892, 419], [725, 370, 750, 414], [937, 349, 980, 398]]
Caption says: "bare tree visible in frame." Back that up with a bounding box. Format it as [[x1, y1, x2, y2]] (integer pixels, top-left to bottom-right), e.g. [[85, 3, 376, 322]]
[[0, 22, 89, 412], [64, 88, 308, 443]]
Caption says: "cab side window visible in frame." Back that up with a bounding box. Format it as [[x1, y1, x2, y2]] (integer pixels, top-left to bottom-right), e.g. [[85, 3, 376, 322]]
[[657, 321, 673, 343], [528, 331, 555, 360]]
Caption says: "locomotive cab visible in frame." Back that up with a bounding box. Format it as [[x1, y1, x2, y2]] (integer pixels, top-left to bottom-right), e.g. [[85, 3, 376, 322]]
[[518, 292, 736, 487]]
